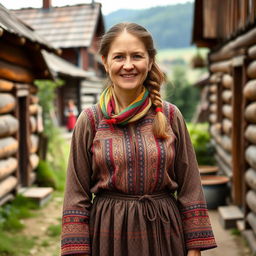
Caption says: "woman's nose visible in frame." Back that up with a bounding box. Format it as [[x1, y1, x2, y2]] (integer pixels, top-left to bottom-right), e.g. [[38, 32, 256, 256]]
[[123, 58, 134, 69]]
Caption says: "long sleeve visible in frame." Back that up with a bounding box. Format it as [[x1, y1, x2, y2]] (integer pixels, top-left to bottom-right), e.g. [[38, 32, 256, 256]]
[[61, 110, 93, 255], [172, 106, 217, 251]]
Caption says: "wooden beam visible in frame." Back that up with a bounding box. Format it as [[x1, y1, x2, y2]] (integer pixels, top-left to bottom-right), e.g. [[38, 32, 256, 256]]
[[30, 135, 39, 154], [210, 60, 232, 73], [30, 153, 39, 170], [222, 90, 232, 103], [248, 45, 256, 59], [209, 84, 217, 93], [246, 190, 256, 214], [247, 212, 256, 235], [30, 116, 37, 133], [222, 118, 232, 135], [0, 137, 18, 158], [244, 79, 256, 100], [0, 59, 34, 83], [245, 168, 256, 191], [222, 104, 232, 119], [222, 74, 234, 88]]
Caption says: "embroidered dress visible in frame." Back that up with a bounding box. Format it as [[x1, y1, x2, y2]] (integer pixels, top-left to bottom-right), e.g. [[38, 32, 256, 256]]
[[61, 101, 217, 256]]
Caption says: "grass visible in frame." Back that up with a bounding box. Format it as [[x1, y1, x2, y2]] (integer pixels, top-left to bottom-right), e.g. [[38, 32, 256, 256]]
[[47, 223, 61, 237]]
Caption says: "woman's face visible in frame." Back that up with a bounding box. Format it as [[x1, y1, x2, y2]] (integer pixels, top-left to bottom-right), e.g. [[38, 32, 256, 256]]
[[102, 31, 152, 94]]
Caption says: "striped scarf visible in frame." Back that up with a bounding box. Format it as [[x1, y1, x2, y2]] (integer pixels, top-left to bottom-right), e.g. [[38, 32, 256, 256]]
[[99, 86, 152, 126]]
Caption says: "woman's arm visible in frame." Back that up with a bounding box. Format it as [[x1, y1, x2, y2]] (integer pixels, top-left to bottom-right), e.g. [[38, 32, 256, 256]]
[[187, 249, 201, 256]]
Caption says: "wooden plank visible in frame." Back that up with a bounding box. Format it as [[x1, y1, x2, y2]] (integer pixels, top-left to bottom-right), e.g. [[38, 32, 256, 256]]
[[0, 157, 17, 180], [247, 61, 256, 79], [0, 137, 18, 158], [244, 79, 256, 100], [0, 93, 15, 114], [246, 146, 256, 170], [0, 176, 18, 198], [0, 59, 34, 83], [0, 115, 19, 137], [210, 60, 232, 73], [245, 125, 256, 144], [0, 79, 14, 91], [245, 102, 256, 123]]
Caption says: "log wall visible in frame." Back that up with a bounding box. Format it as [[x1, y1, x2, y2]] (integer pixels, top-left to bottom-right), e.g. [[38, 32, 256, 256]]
[[0, 40, 42, 205]]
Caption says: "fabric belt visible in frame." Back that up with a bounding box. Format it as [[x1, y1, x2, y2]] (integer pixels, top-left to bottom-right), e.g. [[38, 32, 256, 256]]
[[96, 191, 175, 223]]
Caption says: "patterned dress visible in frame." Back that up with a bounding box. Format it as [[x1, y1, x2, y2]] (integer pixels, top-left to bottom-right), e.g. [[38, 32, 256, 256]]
[[61, 101, 217, 255]]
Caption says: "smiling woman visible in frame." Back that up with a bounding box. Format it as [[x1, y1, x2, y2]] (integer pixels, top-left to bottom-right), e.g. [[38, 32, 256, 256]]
[[61, 22, 216, 256]]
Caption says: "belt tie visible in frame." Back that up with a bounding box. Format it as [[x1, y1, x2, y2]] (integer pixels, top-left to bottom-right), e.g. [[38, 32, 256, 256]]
[[138, 194, 169, 223]]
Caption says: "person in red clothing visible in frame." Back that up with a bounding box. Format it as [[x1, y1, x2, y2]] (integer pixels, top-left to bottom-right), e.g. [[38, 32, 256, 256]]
[[64, 99, 78, 132]]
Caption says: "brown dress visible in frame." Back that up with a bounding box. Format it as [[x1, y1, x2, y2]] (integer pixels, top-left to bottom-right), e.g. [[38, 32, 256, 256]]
[[61, 102, 217, 255]]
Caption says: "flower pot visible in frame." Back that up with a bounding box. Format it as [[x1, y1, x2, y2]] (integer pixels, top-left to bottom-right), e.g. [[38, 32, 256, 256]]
[[201, 175, 230, 209], [199, 165, 218, 176]]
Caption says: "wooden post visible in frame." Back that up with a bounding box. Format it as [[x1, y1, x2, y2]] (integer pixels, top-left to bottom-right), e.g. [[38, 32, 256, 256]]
[[231, 56, 246, 206]]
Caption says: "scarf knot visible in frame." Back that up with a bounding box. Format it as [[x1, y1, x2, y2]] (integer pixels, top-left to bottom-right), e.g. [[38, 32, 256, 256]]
[[100, 86, 152, 126]]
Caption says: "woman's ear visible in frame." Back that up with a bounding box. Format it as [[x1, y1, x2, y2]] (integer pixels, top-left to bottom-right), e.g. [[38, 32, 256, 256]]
[[102, 56, 108, 73]]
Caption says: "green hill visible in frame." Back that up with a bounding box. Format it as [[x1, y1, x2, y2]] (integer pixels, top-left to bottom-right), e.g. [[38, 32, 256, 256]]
[[104, 2, 194, 49]]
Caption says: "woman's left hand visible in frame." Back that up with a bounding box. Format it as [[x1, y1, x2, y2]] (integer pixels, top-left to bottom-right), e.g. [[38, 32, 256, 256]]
[[187, 249, 201, 256]]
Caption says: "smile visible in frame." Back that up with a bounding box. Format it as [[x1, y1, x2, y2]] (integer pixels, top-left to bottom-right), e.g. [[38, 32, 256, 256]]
[[120, 74, 137, 78]]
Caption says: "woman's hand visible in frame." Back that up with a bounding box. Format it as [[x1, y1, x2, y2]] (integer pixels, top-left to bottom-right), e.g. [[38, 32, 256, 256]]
[[187, 249, 201, 256]]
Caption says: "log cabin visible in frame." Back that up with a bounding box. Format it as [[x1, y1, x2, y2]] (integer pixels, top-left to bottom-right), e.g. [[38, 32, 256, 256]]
[[13, 0, 106, 125], [192, 0, 256, 252], [0, 3, 59, 206]]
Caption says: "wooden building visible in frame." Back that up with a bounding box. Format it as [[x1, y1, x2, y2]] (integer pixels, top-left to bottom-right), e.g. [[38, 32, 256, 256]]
[[192, 0, 256, 252], [0, 4, 58, 206], [13, 0, 105, 125]]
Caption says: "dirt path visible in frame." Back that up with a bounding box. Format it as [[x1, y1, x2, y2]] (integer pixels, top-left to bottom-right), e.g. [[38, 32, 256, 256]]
[[21, 193, 64, 256]]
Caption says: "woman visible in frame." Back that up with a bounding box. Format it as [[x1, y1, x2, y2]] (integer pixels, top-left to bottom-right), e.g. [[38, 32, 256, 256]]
[[64, 100, 78, 132], [61, 22, 217, 256]]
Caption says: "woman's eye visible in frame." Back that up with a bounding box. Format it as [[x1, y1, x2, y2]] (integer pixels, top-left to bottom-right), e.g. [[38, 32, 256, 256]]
[[114, 55, 123, 60], [133, 54, 142, 59]]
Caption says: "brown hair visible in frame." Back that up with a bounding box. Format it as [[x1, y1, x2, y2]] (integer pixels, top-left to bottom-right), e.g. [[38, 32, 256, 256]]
[[99, 22, 169, 139]]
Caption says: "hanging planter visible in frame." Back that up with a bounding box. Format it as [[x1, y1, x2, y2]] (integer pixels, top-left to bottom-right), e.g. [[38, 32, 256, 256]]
[[201, 175, 230, 209], [191, 48, 206, 68]]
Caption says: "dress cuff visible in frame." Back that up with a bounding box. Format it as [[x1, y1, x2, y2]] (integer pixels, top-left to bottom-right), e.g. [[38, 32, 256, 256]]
[[180, 202, 217, 250], [61, 209, 91, 255]]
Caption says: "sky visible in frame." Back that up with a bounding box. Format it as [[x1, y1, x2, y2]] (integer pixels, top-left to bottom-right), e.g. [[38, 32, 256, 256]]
[[0, 0, 193, 15]]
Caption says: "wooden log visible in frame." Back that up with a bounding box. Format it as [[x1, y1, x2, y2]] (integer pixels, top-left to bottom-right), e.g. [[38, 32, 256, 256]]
[[222, 90, 232, 103], [222, 104, 232, 119], [222, 118, 232, 135], [210, 60, 232, 73], [30, 154, 39, 170], [30, 116, 37, 133], [30, 135, 39, 154], [0, 79, 14, 91], [247, 212, 256, 235], [0, 93, 15, 114], [0, 137, 18, 158], [210, 73, 221, 83], [249, 45, 256, 59], [246, 190, 256, 214], [222, 74, 233, 88], [245, 102, 256, 123], [209, 84, 217, 93], [0, 193, 14, 206], [245, 168, 256, 190], [215, 143, 232, 167], [29, 104, 38, 115], [244, 79, 256, 100], [0, 59, 34, 83], [0, 157, 17, 180], [245, 125, 256, 144], [0, 115, 18, 137], [30, 95, 39, 104], [209, 94, 217, 103], [210, 104, 217, 113], [221, 135, 232, 152], [246, 146, 256, 169], [209, 114, 217, 123], [0, 176, 18, 198], [215, 155, 232, 178], [248, 61, 256, 79]]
